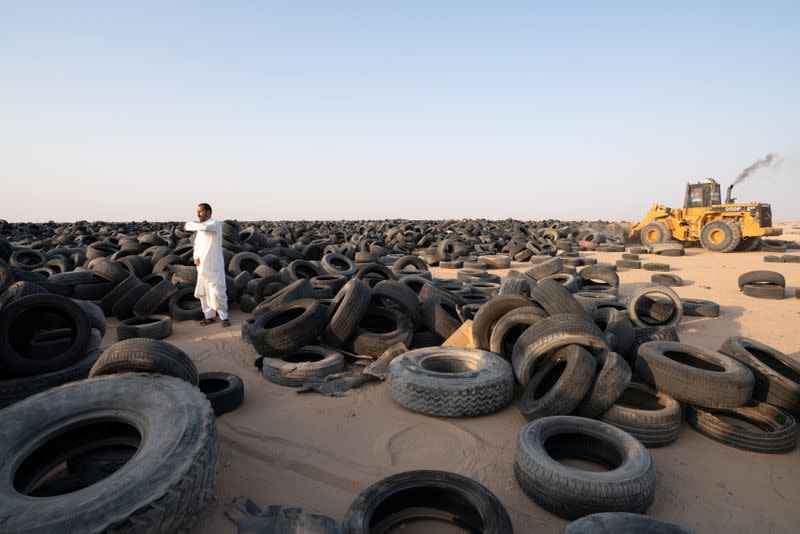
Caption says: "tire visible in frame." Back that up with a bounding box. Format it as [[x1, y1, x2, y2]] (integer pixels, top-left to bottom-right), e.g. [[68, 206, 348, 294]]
[[99, 275, 140, 315], [532, 278, 587, 317], [737, 236, 762, 252], [627, 285, 684, 328], [573, 352, 632, 418], [512, 314, 608, 386], [116, 314, 172, 341], [600, 382, 682, 448], [346, 306, 414, 357], [132, 280, 178, 316], [590, 307, 635, 357], [642, 262, 669, 272], [91, 259, 131, 284], [489, 306, 548, 360], [168, 286, 205, 322], [0, 348, 101, 409], [498, 277, 532, 297], [578, 265, 619, 289], [261, 346, 344, 387], [540, 272, 580, 293], [422, 295, 463, 340], [527, 257, 564, 280], [742, 284, 786, 299], [388, 347, 513, 417], [651, 273, 682, 286], [719, 336, 800, 416], [240, 317, 255, 345], [373, 279, 422, 329], [198, 372, 245, 415], [0, 374, 217, 533], [563, 512, 694, 534], [683, 298, 719, 317], [688, 402, 798, 454], [700, 219, 741, 252], [321, 278, 372, 347], [520, 345, 597, 420], [251, 299, 327, 358], [640, 221, 671, 246], [393, 254, 429, 272], [89, 338, 199, 386], [342, 470, 513, 533], [636, 341, 753, 408], [321, 253, 358, 277], [616, 259, 641, 269], [111, 279, 151, 320], [471, 295, 535, 350], [0, 293, 90, 377], [737, 270, 785, 290], [228, 251, 266, 276], [626, 326, 680, 366], [73, 299, 107, 337], [514, 416, 656, 519], [254, 278, 315, 314], [9, 248, 48, 270]]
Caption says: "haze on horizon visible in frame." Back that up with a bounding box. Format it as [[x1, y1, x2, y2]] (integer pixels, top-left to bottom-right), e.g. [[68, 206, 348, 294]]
[[1, 1, 798, 223]]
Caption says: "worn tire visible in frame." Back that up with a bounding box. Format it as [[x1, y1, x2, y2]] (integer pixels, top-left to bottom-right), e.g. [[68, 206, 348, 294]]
[[89, 338, 199, 385], [261, 346, 345, 387], [636, 341, 753, 408], [687, 402, 797, 454], [471, 295, 535, 350], [342, 470, 513, 533], [599, 382, 682, 447], [640, 221, 671, 246], [373, 279, 422, 330], [520, 345, 597, 420], [683, 298, 720, 318], [116, 314, 172, 341], [737, 270, 785, 290], [388, 347, 513, 417], [573, 352, 632, 418], [346, 306, 414, 357], [532, 278, 588, 317], [0, 374, 218, 533], [489, 306, 548, 361], [742, 284, 786, 300], [562, 512, 693, 533], [719, 336, 800, 416], [590, 307, 635, 357], [251, 299, 327, 358], [0, 293, 90, 377], [700, 220, 741, 253], [651, 273, 682, 287], [512, 314, 608, 386], [321, 278, 372, 347], [627, 285, 684, 328], [514, 416, 656, 519], [422, 295, 463, 341], [198, 372, 245, 415], [132, 280, 178, 316]]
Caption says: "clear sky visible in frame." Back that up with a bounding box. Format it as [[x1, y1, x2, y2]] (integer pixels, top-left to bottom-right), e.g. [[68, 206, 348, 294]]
[[1, 1, 798, 222]]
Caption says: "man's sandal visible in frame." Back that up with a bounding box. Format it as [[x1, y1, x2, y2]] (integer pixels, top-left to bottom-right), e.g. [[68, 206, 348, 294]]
[[200, 318, 215, 326], [221, 319, 231, 328]]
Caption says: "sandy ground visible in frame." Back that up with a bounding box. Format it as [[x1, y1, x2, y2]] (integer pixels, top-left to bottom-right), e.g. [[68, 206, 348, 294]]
[[100, 222, 800, 533]]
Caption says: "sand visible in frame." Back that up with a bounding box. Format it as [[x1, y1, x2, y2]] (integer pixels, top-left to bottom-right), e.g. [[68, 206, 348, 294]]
[[99, 222, 800, 533]]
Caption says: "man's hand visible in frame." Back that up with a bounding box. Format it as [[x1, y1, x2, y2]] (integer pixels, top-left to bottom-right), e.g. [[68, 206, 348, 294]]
[[194, 258, 200, 266]]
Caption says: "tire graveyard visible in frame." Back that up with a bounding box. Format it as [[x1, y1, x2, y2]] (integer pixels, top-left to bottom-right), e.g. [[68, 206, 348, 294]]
[[0, 217, 798, 532]]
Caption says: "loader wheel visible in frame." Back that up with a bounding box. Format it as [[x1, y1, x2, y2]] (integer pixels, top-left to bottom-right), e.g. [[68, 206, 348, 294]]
[[737, 236, 761, 252], [700, 220, 741, 253], [640, 222, 671, 246]]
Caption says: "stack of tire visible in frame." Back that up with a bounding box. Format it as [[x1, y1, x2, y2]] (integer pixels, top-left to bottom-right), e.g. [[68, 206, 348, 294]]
[[737, 270, 789, 300], [0, 293, 104, 408]]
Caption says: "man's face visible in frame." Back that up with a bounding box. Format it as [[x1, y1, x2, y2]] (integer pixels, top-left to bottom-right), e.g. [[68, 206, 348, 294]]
[[196, 206, 211, 222]]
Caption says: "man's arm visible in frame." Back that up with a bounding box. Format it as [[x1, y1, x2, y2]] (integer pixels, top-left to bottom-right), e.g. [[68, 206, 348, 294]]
[[184, 220, 218, 232]]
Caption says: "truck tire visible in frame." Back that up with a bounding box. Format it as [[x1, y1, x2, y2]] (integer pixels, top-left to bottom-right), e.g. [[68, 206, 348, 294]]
[[0, 374, 217, 533], [514, 416, 656, 519], [388, 347, 513, 417], [700, 220, 741, 253]]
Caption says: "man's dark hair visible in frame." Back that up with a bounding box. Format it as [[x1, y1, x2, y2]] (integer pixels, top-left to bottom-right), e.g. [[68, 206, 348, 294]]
[[198, 203, 212, 213]]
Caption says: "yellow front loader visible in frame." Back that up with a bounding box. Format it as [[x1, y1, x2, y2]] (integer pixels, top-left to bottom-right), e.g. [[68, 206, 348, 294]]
[[630, 179, 782, 252]]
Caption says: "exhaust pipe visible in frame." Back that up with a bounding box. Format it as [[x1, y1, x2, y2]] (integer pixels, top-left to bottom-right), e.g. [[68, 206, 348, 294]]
[[725, 184, 735, 204]]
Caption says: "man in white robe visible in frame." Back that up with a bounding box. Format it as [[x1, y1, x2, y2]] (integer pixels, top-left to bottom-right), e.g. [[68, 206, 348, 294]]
[[184, 203, 230, 327]]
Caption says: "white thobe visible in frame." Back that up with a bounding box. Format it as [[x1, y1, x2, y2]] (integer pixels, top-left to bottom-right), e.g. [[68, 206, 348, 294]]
[[184, 219, 228, 318]]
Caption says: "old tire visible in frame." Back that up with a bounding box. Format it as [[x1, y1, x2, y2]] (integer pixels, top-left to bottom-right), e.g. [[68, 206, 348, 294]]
[[116, 314, 172, 341], [488, 306, 548, 361], [640, 221, 671, 246], [88, 338, 199, 386], [737, 270, 785, 290], [719, 336, 800, 416], [261, 346, 344, 387], [342, 470, 513, 533], [321, 278, 372, 347], [421, 295, 463, 341], [251, 299, 327, 358], [573, 352, 632, 418], [471, 295, 535, 350], [599, 382, 682, 448], [388, 347, 514, 417], [514, 416, 656, 519], [687, 402, 798, 454], [636, 341, 753, 408], [0, 374, 217, 533], [520, 345, 597, 420], [627, 285, 684, 328], [198, 372, 244, 415], [532, 278, 588, 317], [563, 512, 693, 534]]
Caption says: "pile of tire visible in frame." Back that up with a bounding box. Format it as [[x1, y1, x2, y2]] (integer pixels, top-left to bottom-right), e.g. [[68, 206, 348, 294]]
[[737, 270, 789, 300], [0, 293, 104, 408]]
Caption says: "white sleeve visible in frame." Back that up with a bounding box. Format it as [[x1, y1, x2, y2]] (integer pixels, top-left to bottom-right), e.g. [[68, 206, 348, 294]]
[[184, 220, 220, 232]]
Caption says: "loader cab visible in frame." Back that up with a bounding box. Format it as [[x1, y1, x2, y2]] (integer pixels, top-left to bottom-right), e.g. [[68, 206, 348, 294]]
[[684, 179, 721, 208]]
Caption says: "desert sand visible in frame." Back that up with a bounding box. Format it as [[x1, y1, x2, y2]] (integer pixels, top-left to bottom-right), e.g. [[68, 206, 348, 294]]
[[97, 222, 800, 533]]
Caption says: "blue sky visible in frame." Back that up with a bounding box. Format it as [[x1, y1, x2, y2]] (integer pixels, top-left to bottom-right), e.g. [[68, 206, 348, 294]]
[[1, 1, 797, 221]]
